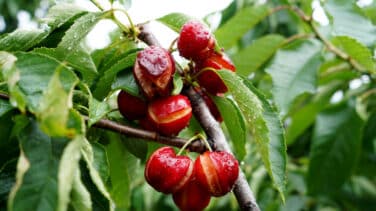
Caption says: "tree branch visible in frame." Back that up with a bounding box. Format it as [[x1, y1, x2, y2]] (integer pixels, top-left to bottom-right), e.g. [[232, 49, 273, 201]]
[[0, 92, 206, 153], [137, 23, 260, 211]]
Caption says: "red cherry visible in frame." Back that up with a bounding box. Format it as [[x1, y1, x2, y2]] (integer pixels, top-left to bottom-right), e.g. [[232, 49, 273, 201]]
[[196, 52, 235, 95], [144, 147, 193, 194], [194, 87, 222, 122], [172, 177, 211, 211], [177, 20, 216, 60], [133, 46, 175, 100], [194, 151, 239, 197], [117, 90, 147, 120], [145, 94, 192, 136]]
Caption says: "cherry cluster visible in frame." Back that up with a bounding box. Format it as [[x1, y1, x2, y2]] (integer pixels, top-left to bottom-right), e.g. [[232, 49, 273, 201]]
[[145, 147, 239, 211], [117, 20, 239, 210]]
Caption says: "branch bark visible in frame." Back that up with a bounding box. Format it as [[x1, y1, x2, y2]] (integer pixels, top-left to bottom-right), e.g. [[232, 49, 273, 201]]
[[137, 23, 260, 211]]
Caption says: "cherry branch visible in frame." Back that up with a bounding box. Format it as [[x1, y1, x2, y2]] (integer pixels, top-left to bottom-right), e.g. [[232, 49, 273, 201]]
[[0, 92, 206, 152], [137, 23, 260, 211], [271, 5, 366, 73]]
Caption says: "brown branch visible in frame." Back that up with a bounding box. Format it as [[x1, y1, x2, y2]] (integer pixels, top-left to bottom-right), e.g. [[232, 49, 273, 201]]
[[0, 92, 206, 152], [87, 117, 206, 152], [137, 23, 260, 211]]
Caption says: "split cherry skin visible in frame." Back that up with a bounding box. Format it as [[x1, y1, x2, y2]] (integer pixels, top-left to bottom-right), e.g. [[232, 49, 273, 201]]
[[144, 146, 193, 194], [194, 151, 239, 197], [144, 94, 192, 136], [133, 46, 175, 100]]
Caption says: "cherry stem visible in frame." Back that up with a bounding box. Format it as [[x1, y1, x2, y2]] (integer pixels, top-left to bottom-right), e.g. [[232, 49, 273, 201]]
[[177, 133, 203, 155], [168, 37, 178, 52], [192, 67, 218, 80]]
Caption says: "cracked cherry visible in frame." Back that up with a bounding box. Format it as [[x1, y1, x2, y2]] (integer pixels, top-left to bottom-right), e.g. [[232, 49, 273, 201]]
[[196, 52, 235, 95], [172, 176, 211, 211], [177, 20, 215, 60], [133, 46, 175, 100], [194, 151, 239, 197], [145, 147, 193, 194], [145, 94, 192, 136], [117, 90, 147, 120]]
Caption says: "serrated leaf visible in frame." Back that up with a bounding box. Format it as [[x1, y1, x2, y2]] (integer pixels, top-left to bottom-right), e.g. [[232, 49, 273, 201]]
[[13, 52, 78, 113], [0, 29, 49, 52], [265, 39, 322, 116], [8, 117, 70, 211], [37, 68, 78, 137], [215, 5, 269, 49], [81, 138, 113, 210], [232, 34, 285, 77], [157, 13, 194, 32], [42, 3, 87, 29], [121, 136, 148, 161], [332, 36, 376, 74], [94, 51, 137, 100], [214, 97, 247, 159], [58, 11, 109, 54], [324, 0, 376, 46], [57, 136, 84, 211], [33, 46, 98, 86], [218, 70, 287, 201], [307, 100, 365, 194]]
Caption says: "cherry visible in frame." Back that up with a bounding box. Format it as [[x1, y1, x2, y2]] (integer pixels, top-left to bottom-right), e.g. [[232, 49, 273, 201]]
[[172, 176, 211, 211], [144, 147, 193, 194], [133, 46, 175, 100], [196, 52, 235, 95], [194, 151, 239, 197], [145, 94, 192, 136], [177, 20, 216, 60], [117, 90, 147, 120]]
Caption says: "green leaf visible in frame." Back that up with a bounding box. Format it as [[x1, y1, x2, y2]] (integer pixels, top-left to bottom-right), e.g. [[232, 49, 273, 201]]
[[285, 82, 341, 145], [81, 138, 113, 209], [232, 34, 285, 77], [157, 13, 194, 32], [88, 97, 111, 127], [0, 51, 27, 113], [121, 136, 148, 161], [332, 36, 376, 74], [42, 3, 87, 29], [93, 51, 137, 100], [36, 68, 79, 137], [57, 11, 109, 54], [172, 73, 183, 95], [307, 100, 365, 194], [265, 39, 322, 116], [57, 136, 84, 211], [111, 70, 140, 97], [69, 170, 92, 211], [8, 117, 70, 211], [324, 0, 376, 46], [218, 70, 287, 201], [214, 5, 269, 49], [0, 98, 13, 117], [0, 29, 49, 51], [33, 47, 98, 86], [105, 132, 131, 210], [214, 96, 247, 160], [14, 52, 78, 113]]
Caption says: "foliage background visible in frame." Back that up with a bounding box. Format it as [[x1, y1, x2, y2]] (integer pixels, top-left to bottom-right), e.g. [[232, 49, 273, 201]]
[[0, 0, 375, 211]]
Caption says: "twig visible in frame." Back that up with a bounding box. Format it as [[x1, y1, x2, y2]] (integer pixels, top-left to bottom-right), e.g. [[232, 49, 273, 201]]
[[138, 23, 260, 211], [0, 92, 206, 153]]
